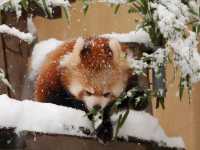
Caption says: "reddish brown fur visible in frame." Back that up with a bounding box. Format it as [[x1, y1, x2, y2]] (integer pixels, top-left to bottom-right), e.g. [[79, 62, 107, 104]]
[[34, 37, 130, 103], [34, 41, 75, 102]]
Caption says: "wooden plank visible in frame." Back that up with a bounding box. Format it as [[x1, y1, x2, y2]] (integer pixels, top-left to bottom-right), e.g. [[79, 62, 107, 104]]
[[0, 36, 8, 95], [0, 128, 184, 150], [0, 11, 33, 99]]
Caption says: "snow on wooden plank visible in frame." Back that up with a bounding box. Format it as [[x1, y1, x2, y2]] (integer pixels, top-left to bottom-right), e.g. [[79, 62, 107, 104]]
[[0, 94, 185, 149], [0, 94, 94, 137], [0, 24, 35, 43], [101, 29, 151, 46]]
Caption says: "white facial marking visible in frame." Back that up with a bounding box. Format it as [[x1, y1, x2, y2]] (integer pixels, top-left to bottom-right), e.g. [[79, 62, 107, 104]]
[[60, 53, 73, 67], [83, 96, 110, 110], [71, 37, 85, 66], [109, 38, 121, 62], [68, 80, 83, 97]]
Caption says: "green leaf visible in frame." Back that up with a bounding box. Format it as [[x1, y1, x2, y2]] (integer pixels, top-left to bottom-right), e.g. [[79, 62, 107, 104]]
[[63, 7, 70, 23], [85, 107, 98, 117], [179, 77, 185, 100], [114, 113, 122, 138], [128, 0, 137, 2], [128, 7, 138, 13], [156, 96, 165, 109], [114, 110, 129, 138], [82, 0, 89, 16], [34, 0, 48, 17], [186, 74, 192, 103], [20, 0, 28, 11], [0, 69, 15, 94], [41, 0, 53, 18], [114, 4, 120, 14], [118, 110, 129, 128]]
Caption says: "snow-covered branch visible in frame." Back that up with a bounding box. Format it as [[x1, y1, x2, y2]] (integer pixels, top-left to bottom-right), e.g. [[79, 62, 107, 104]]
[[0, 24, 35, 43]]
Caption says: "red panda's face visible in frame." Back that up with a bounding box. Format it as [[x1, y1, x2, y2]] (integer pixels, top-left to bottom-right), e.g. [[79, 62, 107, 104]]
[[61, 37, 130, 110]]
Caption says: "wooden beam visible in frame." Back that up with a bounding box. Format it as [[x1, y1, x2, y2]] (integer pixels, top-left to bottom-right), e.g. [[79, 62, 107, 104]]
[[0, 128, 184, 150]]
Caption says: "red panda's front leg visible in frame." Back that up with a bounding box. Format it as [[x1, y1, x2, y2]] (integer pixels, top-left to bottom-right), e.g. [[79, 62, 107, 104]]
[[34, 62, 61, 102]]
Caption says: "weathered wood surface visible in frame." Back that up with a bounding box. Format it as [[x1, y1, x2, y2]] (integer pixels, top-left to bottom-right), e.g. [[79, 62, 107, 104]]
[[0, 36, 8, 94], [0, 128, 184, 150], [0, 11, 33, 99], [0, 2, 63, 98]]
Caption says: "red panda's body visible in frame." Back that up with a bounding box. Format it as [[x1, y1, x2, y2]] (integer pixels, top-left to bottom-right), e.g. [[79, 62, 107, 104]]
[[34, 37, 131, 110]]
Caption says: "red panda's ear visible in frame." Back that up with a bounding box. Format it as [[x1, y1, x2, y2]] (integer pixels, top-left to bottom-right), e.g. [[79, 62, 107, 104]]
[[71, 37, 85, 66], [109, 39, 124, 63]]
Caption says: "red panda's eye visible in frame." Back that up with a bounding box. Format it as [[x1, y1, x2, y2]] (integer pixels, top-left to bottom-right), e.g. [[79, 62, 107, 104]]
[[103, 92, 112, 97], [85, 91, 93, 96]]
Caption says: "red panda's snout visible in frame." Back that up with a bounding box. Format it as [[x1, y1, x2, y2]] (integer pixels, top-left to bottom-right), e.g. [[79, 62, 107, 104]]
[[61, 37, 130, 110], [68, 76, 128, 110], [67, 79, 126, 110]]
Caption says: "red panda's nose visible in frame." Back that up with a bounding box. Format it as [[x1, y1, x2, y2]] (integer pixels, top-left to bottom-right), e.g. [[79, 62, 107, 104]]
[[93, 104, 102, 110]]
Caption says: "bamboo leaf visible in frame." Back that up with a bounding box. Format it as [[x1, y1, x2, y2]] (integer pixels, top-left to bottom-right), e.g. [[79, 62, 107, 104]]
[[118, 110, 129, 128], [0, 69, 15, 94], [179, 77, 185, 100], [114, 110, 129, 138], [63, 7, 70, 23], [114, 113, 122, 138], [82, 0, 89, 16], [114, 4, 120, 14], [41, 0, 53, 18], [128, 7, 138, 13], [20, 0, 28, 11]]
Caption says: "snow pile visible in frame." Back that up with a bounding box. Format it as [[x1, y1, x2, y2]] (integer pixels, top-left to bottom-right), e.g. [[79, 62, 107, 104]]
[[0, 94, 185, 148], [29, 39, 63, 80], [112, 110, 185, 148], [101, 29, 151, 46], [0, 94, 93, 137], [0, 24, 35, 43]]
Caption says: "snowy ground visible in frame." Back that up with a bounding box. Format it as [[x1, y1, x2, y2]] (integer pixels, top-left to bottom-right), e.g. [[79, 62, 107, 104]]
[[0, 94, 184, 149]]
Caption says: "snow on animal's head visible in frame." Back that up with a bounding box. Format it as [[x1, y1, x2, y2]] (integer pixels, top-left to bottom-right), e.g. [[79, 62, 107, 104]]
[[61, 37, 130, 110]]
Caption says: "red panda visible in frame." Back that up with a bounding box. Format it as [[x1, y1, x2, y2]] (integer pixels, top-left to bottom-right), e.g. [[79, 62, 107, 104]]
[[34, 37, 132, 111], [32, 37, 136, 143]]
